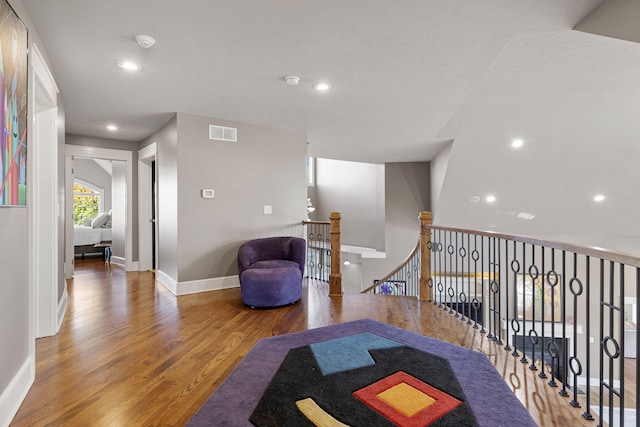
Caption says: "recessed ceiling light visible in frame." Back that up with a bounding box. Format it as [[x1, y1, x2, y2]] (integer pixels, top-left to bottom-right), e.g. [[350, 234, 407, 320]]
[[468, 196, 480, 203], [512, 139, 524, 148], [313, 82, 332, 91], [516, 212, 536, 220], [594, 194, 605, 202], [106, 124, 118, 131], [486, 195, 496, 203], [117, 60, 141, 71]]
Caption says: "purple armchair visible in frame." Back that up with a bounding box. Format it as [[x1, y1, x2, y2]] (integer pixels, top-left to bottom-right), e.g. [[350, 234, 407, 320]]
[[237, 236, 306, 308]]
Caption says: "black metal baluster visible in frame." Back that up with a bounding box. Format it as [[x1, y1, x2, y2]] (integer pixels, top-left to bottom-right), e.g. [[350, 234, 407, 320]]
[[598, 259, 605, 427], [606, 261, 615, 424], [547, 253, 560, 387], [487, 238, 494, 340], [504, 239, 511, 351], [467, 233, 473, 325], [520, 242, 528, 364], [528, 245, 539, 371], [495, 238, 502, 345], [437, 231, 444, 307], [569, 253, 582, 408], [480, 236, 486, 334], [539, 247, 547, 379], [455, 232, 460, 318], [447, 231, 455, 314], [582, 256, 593, 420], [511, 241, 521, 357], [472, 235, 480, 329], [560, 250, 569, 397], [618, 263, 625, 427], [459, 233, 468, 322]]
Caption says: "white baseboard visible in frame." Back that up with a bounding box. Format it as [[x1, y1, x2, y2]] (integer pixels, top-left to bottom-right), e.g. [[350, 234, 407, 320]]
[[57, 285, 68, 333], [110, 256, 126, 268], [107, 257, 138, 272], [155, 271, 239, 296], [176, 275, 240, 296], [156, 270, 178, 294], [0, 356, 34, 427]]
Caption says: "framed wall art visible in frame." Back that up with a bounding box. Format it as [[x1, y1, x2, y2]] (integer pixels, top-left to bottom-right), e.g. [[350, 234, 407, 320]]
[[0, 0, 28, 206]]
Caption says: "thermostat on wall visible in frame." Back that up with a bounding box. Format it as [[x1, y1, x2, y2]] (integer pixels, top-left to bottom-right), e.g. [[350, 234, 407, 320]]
[[201, 189, 215, 199]]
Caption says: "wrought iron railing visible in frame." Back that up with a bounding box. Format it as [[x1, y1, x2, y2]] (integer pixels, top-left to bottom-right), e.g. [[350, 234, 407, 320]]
[[424, 221, 640, 427], [361, 240, 421, 296], [303, 220, 331, 282]]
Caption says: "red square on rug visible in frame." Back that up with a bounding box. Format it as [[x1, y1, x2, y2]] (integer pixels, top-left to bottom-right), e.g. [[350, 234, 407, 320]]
[[353, 371, 462, 426]]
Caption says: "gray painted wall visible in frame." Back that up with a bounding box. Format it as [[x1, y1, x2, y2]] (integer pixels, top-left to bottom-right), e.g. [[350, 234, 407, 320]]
[[140, 116, 179, 281], [0, 209, 29, 399], [314, 158, 385, 251], [0, 0, 62, 416], [361, 162, 431, 289], [175, 113, 307, 282], [74, 158, 112, 213], [430, 141, 452, 216]]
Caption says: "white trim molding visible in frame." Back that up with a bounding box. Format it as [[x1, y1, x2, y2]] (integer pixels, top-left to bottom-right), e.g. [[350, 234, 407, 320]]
[[138, 143, 157, 272], [0, 356, 34, 427], [155, 271, 240, 296], [65, 145, 135, 272], [57, 286, 68, 333], [176, 276, 240, 295], [156, 270, 177, 295]]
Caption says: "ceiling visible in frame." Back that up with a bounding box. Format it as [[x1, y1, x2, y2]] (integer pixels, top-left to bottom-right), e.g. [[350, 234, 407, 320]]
[[21, 0, 613, 164]]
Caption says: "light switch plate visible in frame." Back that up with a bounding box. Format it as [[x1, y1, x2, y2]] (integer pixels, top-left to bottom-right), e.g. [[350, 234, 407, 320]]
[[264, 205, 272, 214], [202, 189, 215, 199]]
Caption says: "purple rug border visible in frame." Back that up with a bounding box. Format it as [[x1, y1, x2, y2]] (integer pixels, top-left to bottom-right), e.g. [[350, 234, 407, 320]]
[[186, 319, 537, 427]]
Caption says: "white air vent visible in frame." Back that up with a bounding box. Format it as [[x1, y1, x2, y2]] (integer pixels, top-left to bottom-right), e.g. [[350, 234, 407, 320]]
[[209, 125, 237, 142]]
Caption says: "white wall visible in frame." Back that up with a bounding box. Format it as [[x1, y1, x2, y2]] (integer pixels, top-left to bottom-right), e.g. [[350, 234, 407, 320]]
[[315, 158, 385, 251], [111, 161, 126, 259]]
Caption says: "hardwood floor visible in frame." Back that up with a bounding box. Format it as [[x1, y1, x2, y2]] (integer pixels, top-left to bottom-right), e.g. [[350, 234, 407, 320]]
[[11, 258, 608, 426]]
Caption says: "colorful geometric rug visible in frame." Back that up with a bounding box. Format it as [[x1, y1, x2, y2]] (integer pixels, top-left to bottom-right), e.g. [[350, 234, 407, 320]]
[[186, 319, 537, 426]]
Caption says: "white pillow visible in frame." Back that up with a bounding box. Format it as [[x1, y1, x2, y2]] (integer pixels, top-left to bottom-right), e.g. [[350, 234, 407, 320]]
[[91, 212, 110, 228], [82, 218, 92, 227]]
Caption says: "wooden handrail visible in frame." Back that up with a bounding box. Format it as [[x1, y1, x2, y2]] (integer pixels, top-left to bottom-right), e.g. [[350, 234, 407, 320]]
[[302, 220, 330, 225], [361, 240, 420, 294], [425, 221, 640, 268]]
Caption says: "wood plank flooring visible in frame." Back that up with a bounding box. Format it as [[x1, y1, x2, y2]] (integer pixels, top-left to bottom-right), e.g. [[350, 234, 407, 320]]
[[11, 258, 609, 426]]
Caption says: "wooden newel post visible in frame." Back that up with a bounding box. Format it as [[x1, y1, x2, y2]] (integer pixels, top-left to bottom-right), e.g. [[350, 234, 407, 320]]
[[419, 211, 433, 301], [329, 212, 343, 297]]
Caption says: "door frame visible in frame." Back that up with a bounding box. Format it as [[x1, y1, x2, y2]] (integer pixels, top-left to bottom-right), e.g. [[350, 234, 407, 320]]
[[65, 145, 135, 274], [138, 143, 157, 271], [30, 43, 61, 339]]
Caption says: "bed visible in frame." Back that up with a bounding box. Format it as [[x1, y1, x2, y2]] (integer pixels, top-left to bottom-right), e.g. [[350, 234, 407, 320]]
[[74, 212, 112, 258]]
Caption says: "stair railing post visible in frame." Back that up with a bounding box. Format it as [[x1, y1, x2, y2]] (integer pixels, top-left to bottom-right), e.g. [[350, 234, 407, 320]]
[[329, 212, 342, 296], [420, 211, 433, 301]]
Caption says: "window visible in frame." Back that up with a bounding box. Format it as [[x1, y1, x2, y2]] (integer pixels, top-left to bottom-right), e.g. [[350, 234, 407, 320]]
[[306, 156, 315, 186], [73, 179, 104, 225]]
